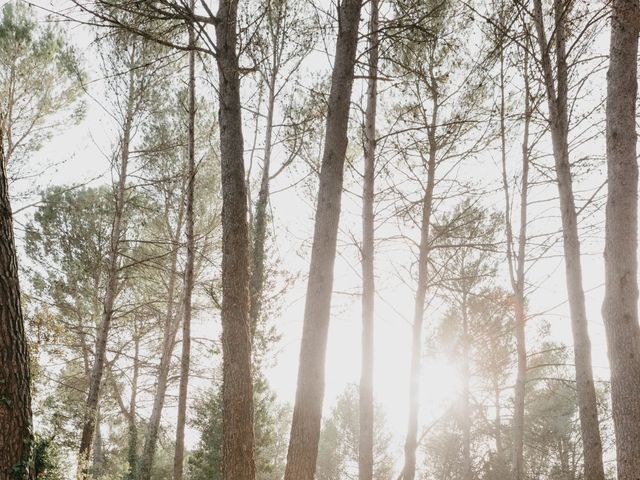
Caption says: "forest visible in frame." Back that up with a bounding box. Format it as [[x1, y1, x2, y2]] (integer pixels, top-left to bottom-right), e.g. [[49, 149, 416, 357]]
[[0, 0, 639, 479]]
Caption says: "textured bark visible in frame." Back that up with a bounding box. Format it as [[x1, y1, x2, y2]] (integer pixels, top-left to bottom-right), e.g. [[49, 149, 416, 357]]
[[215, 2, 256, 480], [77, 61, 136, 479], [603, 2, 640, 479], [139, 231, 182, 480], [173, 7, 196, 478], [283, 2, 362, 479], [0, 121, 33, 480], [126, 329, 140, 480], [532, 3, 605, 479], [359, 3, 378, 480], [402, 88, 438, 480]]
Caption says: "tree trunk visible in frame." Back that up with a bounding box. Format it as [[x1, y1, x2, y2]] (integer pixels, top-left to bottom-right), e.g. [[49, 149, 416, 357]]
[[461, 294, 472, 480], [359, 2, 378, 480], [139, 209, 183, 480], [173, 6, 196, 477], [283, 2, 362, 479], [78, 60, 136, 479], [249, 68, 276, 338], [499, 37, 530, 480], [126, 327, 140, 480], [215, 2, 256, 480], [532, 3, 605, 480], [603, 1, 640, 479], [402, 93, 438, 480], [0, 122, 33, 480]]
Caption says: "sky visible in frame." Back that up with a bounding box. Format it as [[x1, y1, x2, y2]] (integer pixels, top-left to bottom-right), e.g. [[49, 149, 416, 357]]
[[13, 0, 617, 469]]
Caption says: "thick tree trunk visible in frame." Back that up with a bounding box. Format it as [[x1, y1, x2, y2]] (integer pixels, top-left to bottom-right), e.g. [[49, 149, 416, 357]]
[[359, 2, 378, 480], [215, 2, 256, 480], [78, 62, 136, 479], [603, 1, 640, 479], [402, 95, 438, 480], [0, 123, 33, 480], [532, 3, 605, 480], [283, 2, 362, 479], [173, 8, 196, 478]]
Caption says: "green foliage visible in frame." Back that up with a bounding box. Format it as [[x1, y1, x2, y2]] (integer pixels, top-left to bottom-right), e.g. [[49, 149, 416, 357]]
[[316, 385, 395, 480], [188, 374, 290, 480], [0, 1, 85, 181], [33, 435, 65, 480]]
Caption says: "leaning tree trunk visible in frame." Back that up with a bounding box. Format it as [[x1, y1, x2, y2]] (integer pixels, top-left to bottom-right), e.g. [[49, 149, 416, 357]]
[[603, 1, 640, 479], [173, 7, 196, 477], [78, 62, 136, 479], [402, 98, 438, 480], [359, 2, 378, 480], [0, 124, 33, 480], [283, 2, 363, 479], [215, 2, 256, 480], [532, 3, 605, 479]]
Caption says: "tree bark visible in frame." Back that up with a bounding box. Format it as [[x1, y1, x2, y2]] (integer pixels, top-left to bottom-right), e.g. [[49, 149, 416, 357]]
[[0, 118, 33, 480], [173, 5, 196, 477], [283, 2, 363, 479], [603, 2, 640, 479], [215, 2, 256, 480], [531, 3, 605, 480], [77, 59, 136, 479], [359, 2, 378, 480]]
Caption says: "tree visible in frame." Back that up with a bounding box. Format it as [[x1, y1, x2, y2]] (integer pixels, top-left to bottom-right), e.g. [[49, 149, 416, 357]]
[[0, 92, 33, 480], [316, 385, 394, 480], [602, 1, 640, 478], [284, 1, 363, 478], [215, 1, 256, 479], [0, 1, 84, 187], [360, 1, 379, 479], [529, 2, 605, 478]]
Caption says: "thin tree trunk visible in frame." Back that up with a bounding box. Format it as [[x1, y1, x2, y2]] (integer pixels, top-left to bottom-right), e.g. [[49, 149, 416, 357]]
[[461, 294, 472, 480], [402, 94, 438, 480], [126, 327, 140, 480], [173, 6, 196, 477], [139, 208, 184, 480], [284, 2, 363, 479], [359, 2, 378, 480], [532, 3, 605, 479], [250, 69, 276, 338], [215, 2, 256, 479], [603, 1, 640, 478], [78, 60, 136, 479], [500, 38, 530, 480], [0, 119, 33, 480]]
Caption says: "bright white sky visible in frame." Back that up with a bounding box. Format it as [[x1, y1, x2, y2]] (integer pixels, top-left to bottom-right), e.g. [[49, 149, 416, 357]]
[[13, 0, 616, 473]]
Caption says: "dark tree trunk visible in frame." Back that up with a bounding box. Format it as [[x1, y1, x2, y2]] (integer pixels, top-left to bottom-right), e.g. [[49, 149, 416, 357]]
[[283, 2, 363, 479], [359, 2, 378, 480], [215, 2, 256, 480], [603, 1, 640, 479], [532, 3, 605, 479], [0, 123, 33, 480]]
